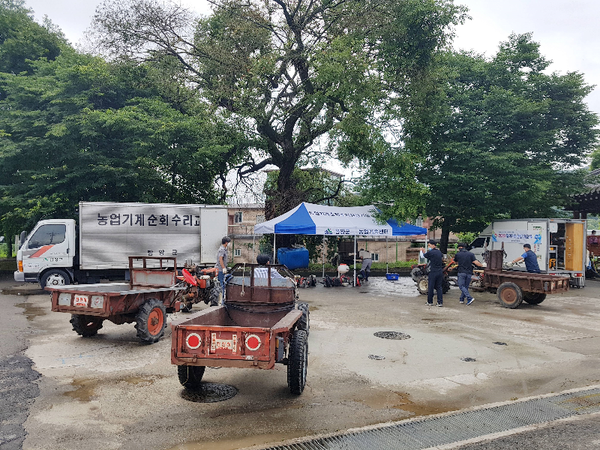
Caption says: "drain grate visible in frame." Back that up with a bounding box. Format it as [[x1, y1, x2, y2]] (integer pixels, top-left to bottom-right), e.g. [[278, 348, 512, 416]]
[[374, 331, 411, 340], [180, 382, 238, 403], [257, 387, 600, 450]]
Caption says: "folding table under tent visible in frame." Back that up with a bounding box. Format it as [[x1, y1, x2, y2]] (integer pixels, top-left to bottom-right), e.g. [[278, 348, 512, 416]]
[[253, 202, 427, 283]]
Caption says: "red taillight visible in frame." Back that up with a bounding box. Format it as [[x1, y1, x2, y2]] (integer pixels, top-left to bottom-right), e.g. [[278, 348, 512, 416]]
[[186, 333, 202, 349], [245, 334, 262, 351]]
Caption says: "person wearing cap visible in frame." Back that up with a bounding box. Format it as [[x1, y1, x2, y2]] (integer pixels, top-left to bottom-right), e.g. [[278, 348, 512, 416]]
[[421, 240, 444, 306], [452, 243, 484, 305], [511, 244, 541, 273], [215, 236, 231, 297]]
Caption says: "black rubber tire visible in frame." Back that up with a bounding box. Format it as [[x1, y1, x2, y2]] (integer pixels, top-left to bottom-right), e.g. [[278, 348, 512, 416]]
[[416, 276, 428, 295], [40, 269, 71, 289], [410, 267, 424, 282], [209, 283, 221, 307], [177, 365, 206, 389], [70, 314, 104, 337], [135, 298, 167, 344], [497, 282, 524, 309], [297, 302, 310, 334], [287, 329, 308, 395], [443, 277, 451, 294], [523, 292, 547, 305]]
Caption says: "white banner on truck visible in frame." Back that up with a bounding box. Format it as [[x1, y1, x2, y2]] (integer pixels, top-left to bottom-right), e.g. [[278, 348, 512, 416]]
[[492, 230, 543, 244]]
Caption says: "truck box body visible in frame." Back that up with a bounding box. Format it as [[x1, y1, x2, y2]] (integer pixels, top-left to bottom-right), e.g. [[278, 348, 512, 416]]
[[470, 218, 586, 287], [15, 202, 227, 286]]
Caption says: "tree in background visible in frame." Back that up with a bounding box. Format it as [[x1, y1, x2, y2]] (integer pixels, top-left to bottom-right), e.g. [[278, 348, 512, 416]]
[[90, 0, 466, 218], [0, 0, 244, 240], [366, 34, 599, 252]]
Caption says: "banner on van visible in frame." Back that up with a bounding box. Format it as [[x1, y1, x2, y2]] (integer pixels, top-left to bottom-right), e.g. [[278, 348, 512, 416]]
[[492, 230, 543, 244]]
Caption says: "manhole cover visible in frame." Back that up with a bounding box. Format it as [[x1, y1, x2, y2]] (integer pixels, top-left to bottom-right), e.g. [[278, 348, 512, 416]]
[[374, 331, 411, 340], [368, 354, 385, 360], [180, 382, 238, 403], [461, 357, 476, 362]]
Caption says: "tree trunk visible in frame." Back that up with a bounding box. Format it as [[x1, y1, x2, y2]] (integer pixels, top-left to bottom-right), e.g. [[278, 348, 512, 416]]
[[440, 219, 453, 255]]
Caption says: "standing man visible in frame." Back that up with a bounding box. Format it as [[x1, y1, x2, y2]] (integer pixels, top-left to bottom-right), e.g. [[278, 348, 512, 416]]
[[359, 248, 372, 282], [421, 240, 444, 307], [511, 243, 541, 273], [452, 243, 484, 305], [215, 236, 231, 299]]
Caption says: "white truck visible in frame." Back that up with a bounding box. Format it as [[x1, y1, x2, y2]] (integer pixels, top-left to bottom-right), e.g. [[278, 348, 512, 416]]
[[470, 218, 587, 287], [14, 202, 228, 288]]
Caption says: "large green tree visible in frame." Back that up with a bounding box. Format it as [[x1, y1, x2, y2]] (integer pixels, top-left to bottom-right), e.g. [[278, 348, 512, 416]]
[[365, 33, 599, 252], [90, 0, 466, 217]]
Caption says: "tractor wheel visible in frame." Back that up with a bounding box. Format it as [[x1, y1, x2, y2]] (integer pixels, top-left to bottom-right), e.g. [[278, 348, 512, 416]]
[[523, 293, 547, 305], [40, 269, 71, 289], [416, 276, 428, 295], [410, 267, 423, 282], [443, 277, 451, 294], [497, 282, 524, 309], [70, 314, 104, 337], [135, 298, 167, 344], [287, 329, 308, 395], [177, 365, 206, 390], [209, 283, 221, 307], [297, 302, 310, 335]]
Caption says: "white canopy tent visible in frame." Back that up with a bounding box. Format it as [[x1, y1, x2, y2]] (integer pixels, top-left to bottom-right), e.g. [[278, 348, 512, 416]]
[[254, 202, 427, 283]]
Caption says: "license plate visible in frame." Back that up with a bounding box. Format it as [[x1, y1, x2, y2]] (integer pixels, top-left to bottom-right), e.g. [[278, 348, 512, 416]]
[[210, 333, 238, 353], [73, 295, 89, 307]]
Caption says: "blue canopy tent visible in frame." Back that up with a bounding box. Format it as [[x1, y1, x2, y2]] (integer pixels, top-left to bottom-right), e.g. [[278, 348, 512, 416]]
[[254, 203, 427, 282]]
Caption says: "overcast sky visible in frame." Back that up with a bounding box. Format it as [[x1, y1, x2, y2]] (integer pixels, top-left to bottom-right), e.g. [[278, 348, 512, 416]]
[[23, 0, 600, 118]]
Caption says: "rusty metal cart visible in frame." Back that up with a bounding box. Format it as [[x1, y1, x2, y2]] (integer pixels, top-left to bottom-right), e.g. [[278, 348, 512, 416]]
[[46, 256, 185, 344], [171, 263, 310, 395], [473, 250, 570, 308]]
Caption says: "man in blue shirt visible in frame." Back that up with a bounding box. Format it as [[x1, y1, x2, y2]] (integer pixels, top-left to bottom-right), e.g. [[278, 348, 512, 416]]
[[511, 244, 541, 273], [421, 240, 444, 306], [452, 243, 484, 305]]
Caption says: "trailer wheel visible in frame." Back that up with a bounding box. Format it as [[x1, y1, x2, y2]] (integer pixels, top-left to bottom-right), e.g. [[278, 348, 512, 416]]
[[524, 293, 546, 305], [177, 365, 206, 390], [297, 302, 310, 335], [135, 298, 167, 344], [416, 276, 428, 295], [40, 269, 71, 289], [497, 282, 523, 308], [287, 329, 308, 395], [70, 314, 104, 337]]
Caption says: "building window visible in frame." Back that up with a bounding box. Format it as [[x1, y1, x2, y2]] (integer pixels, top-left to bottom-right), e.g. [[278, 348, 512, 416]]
[[234, 212, 243, 224], [256, 214, 265, 224], [371, 253, 379, 261], [234, 248, 242, 257]]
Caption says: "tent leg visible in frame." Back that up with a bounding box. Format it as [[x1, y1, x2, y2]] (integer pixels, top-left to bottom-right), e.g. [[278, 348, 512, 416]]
[[322, 238, 325, 279], [273, 234, 276, 263], [386, 236, 389, 274], [353, 235, 357, 287]]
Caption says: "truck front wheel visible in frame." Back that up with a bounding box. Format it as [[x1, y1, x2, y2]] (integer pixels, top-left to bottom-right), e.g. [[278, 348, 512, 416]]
[[497, 282, 523, 308], [70, 314, 104, 337], [135, 298, 167, 344], [40, 269, 71, 289], [177, 365, 206, 389]]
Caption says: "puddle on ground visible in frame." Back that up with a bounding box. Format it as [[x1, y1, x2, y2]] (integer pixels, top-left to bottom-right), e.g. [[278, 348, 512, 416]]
[[64, 376, 158, 402], [358, 277, 422, 298], [15, 302, 47, 321], [357, 390, 454, 417], [181, 382, 238, 403]]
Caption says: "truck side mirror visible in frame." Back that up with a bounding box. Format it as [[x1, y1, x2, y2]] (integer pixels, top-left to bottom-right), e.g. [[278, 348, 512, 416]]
[[19, 230, 27, 246]]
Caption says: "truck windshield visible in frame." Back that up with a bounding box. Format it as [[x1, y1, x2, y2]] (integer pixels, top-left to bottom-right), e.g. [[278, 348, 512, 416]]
[[28, 224, 66, 249]]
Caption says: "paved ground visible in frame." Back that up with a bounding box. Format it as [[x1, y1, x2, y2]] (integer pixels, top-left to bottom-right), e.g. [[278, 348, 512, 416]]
[[1, 274, 600, 449]]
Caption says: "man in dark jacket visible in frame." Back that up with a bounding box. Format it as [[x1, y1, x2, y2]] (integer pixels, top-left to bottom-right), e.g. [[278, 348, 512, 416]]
[[422, 240, 444, 306], [452, 243, 484, 305]]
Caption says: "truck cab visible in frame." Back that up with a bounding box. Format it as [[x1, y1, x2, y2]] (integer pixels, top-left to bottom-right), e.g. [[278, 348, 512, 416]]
[[15, 219, 76, 287]]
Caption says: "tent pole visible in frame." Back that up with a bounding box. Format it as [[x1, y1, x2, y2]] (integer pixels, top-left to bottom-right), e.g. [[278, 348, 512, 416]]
[[353, 235, 357, 287], [386, 236, 389, 274], [322, 238, 325, 279], [252, 234, 256, 263], [273, 234, 276, 263]]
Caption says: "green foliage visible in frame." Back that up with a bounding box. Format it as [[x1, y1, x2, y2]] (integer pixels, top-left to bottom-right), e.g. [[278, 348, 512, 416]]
[[368, 33, 599, 252]]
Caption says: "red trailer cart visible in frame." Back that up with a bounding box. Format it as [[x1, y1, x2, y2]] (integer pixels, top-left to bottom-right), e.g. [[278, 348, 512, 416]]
[[46, 256, 186, 344], [171, 263, 310, 394]]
